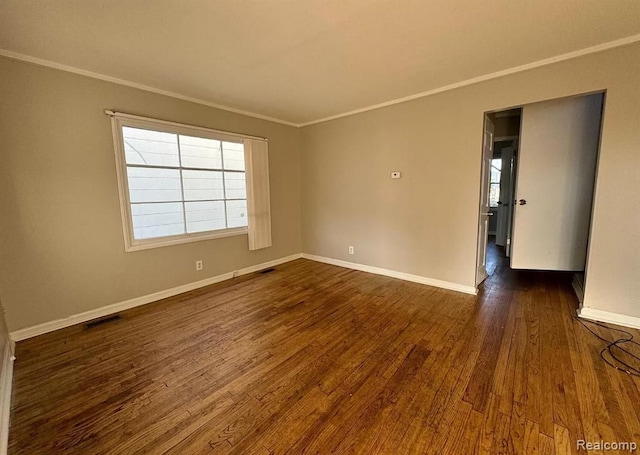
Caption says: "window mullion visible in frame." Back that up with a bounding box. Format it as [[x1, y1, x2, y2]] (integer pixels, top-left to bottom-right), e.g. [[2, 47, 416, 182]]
[[176, 135, 188, 235], [126, 163, 245, 173]]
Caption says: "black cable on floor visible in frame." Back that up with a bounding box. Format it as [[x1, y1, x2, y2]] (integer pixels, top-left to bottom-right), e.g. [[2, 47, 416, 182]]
[[574, 316, 640, 377]]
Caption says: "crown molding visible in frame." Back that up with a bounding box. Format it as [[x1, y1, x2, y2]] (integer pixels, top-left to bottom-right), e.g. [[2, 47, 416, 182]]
[[0, 49, 299, 127], [298, 33, 640, 127], [2, 33, 640, 129]]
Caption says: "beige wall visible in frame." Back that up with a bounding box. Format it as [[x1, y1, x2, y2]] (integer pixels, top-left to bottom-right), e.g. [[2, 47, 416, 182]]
[[0, 57, 301, 332], [0, 300, 9, 360], [301, 42, 640, 320], [2, 42, 639, 333]]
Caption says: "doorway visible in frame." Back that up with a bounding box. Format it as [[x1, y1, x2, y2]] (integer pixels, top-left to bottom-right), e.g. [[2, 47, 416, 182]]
[[476, 109, 521, 284], [476, 92, 605, 290]]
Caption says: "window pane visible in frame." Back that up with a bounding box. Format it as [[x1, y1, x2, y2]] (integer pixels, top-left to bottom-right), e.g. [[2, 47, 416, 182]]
[[491, 158, 502, 170], [490, 166, 501, 184], [123, 127, 179, 167], [131, 202, 185, 239], [489, 183, 500, 207], [226, 200, 248, 228], [224, 172, 246, 199], [179, 135, 222, 169], [127, 167, 182, 203], [222, 141, 245, 171], [182, 170, 224, 201], [185, 201, 226, 233]]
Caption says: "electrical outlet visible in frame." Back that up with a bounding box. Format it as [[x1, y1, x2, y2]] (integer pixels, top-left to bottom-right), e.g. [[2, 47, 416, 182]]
[[348, 246, 354, 255], [195, 260, 203, 271]]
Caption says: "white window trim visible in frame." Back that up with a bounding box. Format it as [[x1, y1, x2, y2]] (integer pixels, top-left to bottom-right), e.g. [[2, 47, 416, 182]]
[[109, 111, 266, 252]]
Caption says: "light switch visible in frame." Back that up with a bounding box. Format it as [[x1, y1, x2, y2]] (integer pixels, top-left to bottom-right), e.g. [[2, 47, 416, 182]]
[[391, 171, 401, 179]]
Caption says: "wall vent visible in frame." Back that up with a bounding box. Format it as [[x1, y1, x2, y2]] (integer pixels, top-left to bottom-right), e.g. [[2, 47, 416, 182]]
[[85, 314, 121, 329]]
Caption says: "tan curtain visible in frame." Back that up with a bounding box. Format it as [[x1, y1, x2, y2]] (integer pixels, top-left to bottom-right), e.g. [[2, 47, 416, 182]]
[[244, 139, 272, 250]]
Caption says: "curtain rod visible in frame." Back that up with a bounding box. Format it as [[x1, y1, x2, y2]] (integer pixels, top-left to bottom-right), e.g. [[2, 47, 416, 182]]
[[105, 110, 268, 142]]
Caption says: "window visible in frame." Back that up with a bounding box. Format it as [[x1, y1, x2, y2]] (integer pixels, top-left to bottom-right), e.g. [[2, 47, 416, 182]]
[[489, 158, 501, 207], [110, 112, 271, 251]]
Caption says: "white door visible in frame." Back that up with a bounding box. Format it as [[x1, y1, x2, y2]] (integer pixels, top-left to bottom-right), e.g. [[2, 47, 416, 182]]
[[504, 148, 517, 257], [495, 146, 514, 247], [511, 94, 602, 270], [476, 116, 494, 285]]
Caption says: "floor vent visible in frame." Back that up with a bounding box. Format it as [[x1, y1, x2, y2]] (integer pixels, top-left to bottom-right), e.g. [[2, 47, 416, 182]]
[[85, 314, 121, 329], [260, 267, 276, 274]]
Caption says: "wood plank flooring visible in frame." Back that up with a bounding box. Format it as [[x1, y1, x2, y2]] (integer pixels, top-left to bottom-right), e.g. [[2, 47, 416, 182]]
[[9, 244, 640, 454]]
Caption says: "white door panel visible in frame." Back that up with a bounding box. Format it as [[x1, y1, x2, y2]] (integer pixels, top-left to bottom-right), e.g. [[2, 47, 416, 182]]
[[505, 148, 517, 257], [511, 94, 602, 271], [496, 146, 514, 247], [476, 117, 494, 284]]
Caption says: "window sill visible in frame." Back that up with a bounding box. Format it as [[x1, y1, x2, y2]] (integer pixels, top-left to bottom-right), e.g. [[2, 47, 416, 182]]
[[125, 227, 248, 252]]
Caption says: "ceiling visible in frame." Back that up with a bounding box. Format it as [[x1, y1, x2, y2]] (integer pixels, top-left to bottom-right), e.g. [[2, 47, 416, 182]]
[[1, 1, 640, 125]]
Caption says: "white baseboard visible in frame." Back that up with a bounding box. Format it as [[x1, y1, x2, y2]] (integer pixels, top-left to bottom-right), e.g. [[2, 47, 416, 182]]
[[10, 254, 302, 342], [578, 307, 640, 330], [0, 342, 14, 455], [301, 253, 477, 295], [10, 251, 478, 341]]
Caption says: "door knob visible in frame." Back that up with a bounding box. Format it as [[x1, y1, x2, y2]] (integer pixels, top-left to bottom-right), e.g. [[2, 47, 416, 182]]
[[482, 212, 494, 216], [518, 199, 527, 205]]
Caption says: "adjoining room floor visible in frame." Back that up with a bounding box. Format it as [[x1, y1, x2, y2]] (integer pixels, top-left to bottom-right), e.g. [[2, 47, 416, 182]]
[[9, 251, 640, 454]]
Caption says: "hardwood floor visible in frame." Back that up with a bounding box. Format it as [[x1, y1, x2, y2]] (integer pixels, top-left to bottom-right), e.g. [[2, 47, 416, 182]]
[[9, 245, 640, 454]]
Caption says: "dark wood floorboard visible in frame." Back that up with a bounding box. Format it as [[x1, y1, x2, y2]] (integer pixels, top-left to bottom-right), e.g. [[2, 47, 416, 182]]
[[8, 242, 640, 454]]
